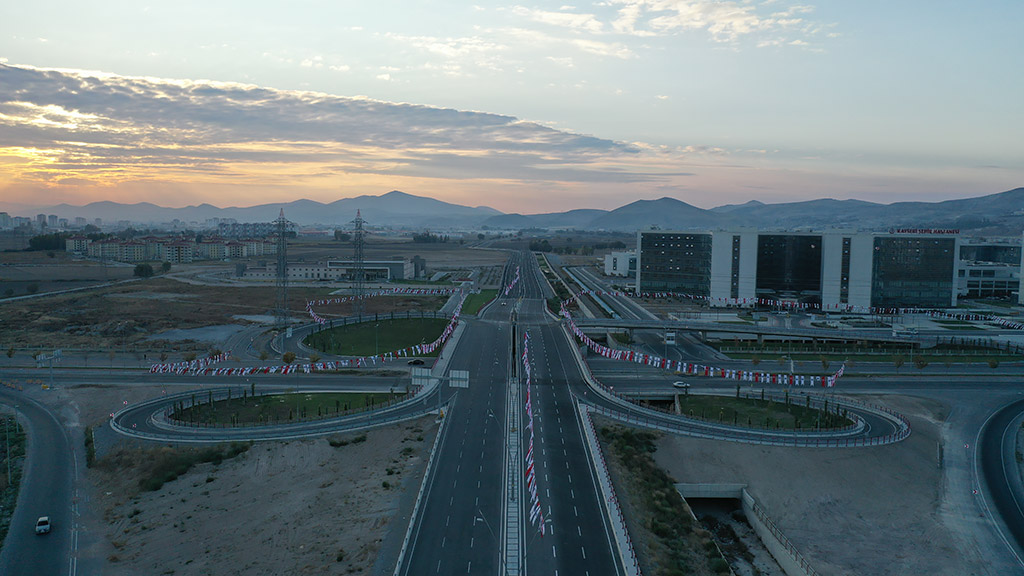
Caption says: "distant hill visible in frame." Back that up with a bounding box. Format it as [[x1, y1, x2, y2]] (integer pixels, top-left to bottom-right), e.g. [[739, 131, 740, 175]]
[[586, 197, 729, 231], [39, 191, 501, 228], [23, 187, 1024, 234]]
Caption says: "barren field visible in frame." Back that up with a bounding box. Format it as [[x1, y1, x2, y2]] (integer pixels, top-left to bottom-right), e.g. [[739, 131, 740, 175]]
[[654, 395, 976, 576], [0, 278, 445, 352], [56, 377, 434, 576], [88, 417, 434, 576]]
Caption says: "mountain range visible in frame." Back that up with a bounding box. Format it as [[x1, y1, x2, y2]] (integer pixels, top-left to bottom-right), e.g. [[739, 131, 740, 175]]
[[16, 188, 1024, 235]]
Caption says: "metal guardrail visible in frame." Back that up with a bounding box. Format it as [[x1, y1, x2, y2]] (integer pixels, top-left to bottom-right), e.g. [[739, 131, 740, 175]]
[[392, 403, 451, 576], [579, 405, 641, 576], [743, 490, 819, 576]]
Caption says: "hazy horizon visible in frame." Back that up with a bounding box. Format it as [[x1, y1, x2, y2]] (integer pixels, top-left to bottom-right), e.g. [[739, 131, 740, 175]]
[[1, 2, 1022, 213]]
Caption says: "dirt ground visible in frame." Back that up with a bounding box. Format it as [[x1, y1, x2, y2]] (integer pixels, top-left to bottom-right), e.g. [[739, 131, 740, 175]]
[[42, 383, 434, 576], [654, 395, 973, 576], [0, 278, 444, 352]]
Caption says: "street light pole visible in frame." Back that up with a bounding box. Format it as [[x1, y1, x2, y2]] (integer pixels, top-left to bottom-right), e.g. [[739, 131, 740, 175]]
[[5, 415, 10, 485]]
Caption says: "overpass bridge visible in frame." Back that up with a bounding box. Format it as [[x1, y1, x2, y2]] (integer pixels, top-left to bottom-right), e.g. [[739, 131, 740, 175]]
[[572, 317, 934, 346]]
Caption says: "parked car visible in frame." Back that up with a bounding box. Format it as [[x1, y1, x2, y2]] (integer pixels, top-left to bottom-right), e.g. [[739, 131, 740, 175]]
[[407, 359, 425, 366], [35, 517, 51, 535]]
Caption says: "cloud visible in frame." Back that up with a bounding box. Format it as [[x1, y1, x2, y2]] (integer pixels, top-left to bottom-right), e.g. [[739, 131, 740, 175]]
[[0, 63, 687, 197], [607, 0, 828, 46], [512, 6, 605, 34]]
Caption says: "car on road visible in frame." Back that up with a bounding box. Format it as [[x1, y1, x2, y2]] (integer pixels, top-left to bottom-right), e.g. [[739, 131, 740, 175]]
[[407, 359, 425, 365], [35, 516, 51, 535], [672, 381, 690, 389]]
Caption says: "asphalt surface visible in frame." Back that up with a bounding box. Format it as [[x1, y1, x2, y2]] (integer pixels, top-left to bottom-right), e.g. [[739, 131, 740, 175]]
[[6, 251, 1024, 574], [981, 398, 1024, 567], [397, 253, 522, 575], [0, 388, 77, 576], [515, 253, 622, 575], [397, 319, 509, 575]]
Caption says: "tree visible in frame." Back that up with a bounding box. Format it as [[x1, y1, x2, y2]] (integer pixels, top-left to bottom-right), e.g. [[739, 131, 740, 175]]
[[334, 231, 351, 242], [259, 351, 269, 361], [989, 358, 1000, 369], [820, 355, 830, 371], [134, 263, 154, 278], [309, 353, 321, 363], [914, 357, 929, 370], [5, 346, 13, 359], [893, 355, 905, 373], [27, 233, 67, 251], [26, 283, 38, 294], [283, 351, 296, 364], [477, 233, 485, 240], [161, 261, 172, 273]]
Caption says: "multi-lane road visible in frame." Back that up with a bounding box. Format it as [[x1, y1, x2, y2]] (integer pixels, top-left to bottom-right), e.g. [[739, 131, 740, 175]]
[[0, 387, 77, 576], [6, 250, 1024, 574]]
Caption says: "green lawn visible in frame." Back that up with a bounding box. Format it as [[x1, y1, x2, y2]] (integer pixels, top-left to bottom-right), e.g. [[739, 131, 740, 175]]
[[665, 393, 853, 430], [171, 391, 406, 425], [304, 317, 449, 357], [462, 289, 498, 315]]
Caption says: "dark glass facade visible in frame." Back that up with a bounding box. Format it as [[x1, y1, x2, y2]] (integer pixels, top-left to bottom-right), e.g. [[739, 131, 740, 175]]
[[755, 235, 822, 303], [639, 233, 713, 295], [959, 244, 1021, 265], [840, 237, 851, 304], [871, 237, 955, 308]]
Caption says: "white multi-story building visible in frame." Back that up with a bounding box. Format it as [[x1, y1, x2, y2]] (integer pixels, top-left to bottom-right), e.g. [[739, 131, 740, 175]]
[[603, 251, 636, 277], [637, 229, 960, 309]]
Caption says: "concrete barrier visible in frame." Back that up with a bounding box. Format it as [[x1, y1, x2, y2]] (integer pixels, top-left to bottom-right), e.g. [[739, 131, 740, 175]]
[[741, 489, 818, 576], [673, 483, 818, 576], [676, 483, 745, 499]]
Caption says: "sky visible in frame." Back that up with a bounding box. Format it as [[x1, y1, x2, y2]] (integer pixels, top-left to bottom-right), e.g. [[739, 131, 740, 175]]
[[0, 1, 1022, 214]]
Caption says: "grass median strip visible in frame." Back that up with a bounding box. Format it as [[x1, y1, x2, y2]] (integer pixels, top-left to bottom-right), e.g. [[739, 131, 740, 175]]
[[462, 289, 498, 315], [645, 392, 853, 430], [304, 318, 449, 357], [170, 392, 407, 426]]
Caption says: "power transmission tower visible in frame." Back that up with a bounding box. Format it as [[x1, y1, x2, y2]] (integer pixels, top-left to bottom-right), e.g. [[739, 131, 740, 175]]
[[351, 210, 366, 317], [275, 209, 290, 330]]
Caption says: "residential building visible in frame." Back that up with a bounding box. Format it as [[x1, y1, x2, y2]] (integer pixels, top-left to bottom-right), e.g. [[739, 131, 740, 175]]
[[65, 235, 92, 254]]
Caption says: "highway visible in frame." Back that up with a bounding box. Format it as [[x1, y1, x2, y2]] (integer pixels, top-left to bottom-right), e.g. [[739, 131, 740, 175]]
[[0, 388, 77, 576], [396, 316, 509, 574], [7, 251, 1024, 575], [981, 398, 1024, 568]]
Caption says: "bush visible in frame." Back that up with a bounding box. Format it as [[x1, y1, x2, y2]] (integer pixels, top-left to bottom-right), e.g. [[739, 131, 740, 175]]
[[133, 263, 154, 278], [282, 351, 296, 364], [84, 426, 96, 468], [709, 557, 730, 573]]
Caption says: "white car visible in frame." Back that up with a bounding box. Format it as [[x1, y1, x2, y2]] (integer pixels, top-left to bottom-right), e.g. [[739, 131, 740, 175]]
[[35, 516, 51, 535], [672, 381, 690, 389]]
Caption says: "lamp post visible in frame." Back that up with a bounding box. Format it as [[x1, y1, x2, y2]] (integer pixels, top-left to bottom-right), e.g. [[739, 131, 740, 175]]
[[375, 323, 379, 355]]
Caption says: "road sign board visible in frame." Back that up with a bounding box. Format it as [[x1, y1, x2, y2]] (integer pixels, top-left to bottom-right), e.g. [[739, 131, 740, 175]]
[[450, 369, 470, 389], [411, 367, 432, 388]]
